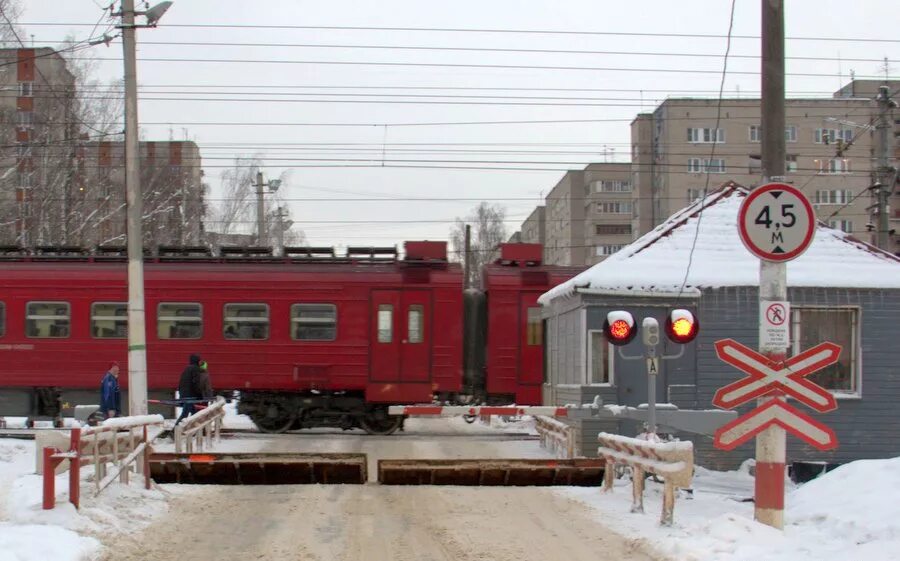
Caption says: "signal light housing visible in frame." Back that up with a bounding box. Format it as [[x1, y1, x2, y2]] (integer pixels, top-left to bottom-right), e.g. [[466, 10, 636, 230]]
[[604, 311, 637, 346], [665, 309, 699, 344]]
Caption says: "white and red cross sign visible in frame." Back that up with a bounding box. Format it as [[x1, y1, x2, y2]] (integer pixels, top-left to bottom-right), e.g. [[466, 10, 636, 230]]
[[712, 339, 841, 451]]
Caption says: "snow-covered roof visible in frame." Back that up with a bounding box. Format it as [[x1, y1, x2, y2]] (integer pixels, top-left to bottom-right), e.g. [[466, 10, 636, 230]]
[[539, 183, 900, 305]]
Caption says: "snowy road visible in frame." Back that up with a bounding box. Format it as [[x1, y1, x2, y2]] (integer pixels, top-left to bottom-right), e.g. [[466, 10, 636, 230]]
[[103, 418, 661, 561]]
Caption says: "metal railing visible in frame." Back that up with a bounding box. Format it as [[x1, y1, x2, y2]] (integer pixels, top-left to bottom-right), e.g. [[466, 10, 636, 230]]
[[174, 396, 225, 453], [534, 416, 578, 459], [42, 414, 163, 510]]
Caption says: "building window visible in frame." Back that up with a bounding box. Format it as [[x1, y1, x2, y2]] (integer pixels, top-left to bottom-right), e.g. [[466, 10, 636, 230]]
[[26, 301, 70, 338], [687, 127, 725, 143], [687, 188, 704, 204], [791, 308, 859, 395], [749, 125, 795, 143], [595, 224, 631, 236], [291, 303, 337, 341], [814, 128, 853, 144], [377, 305, 393, 343], [407, 305, 424, 344], [526, 307, 542, 346], [587, 330, 613, 385], [591, 180, 632, 193], [785, 126, 798, 143], [786, 154, 798, 172], [816, 158, 851, 174], [224, 303, 269, 340], [749, 125, 761, 143], [0, 302, 5, 337], [18, 81, 33, 97], [828, 219, 853, 232], [688, 158, 726, 174], [16, 144, 30, 158], [595, 244, 625, 256], [597, 201, 633, 214], [157, 302, 202, 339], [814, 189, 853, 205], [91, 302, 127, 339], [16, 111, 33, 127]]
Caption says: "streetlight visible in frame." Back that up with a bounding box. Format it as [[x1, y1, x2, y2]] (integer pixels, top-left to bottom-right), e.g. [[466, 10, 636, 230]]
[[116, 0, 173, 416]]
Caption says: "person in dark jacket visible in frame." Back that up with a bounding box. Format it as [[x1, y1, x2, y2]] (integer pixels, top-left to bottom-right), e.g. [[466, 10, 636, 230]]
[[174, 354, 213, 426], [100, 362, 121, 419]]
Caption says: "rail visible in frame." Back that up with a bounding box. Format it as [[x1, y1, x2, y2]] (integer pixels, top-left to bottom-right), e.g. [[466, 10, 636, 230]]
[[174, 396, 225, 454], [42, 414, 163, 510], [597, 432, 694, 526], [534, 416, 578, 459]]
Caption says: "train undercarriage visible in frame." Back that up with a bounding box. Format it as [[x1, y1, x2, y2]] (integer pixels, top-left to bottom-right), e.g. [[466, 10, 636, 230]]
[[236, 391, 405, 435]]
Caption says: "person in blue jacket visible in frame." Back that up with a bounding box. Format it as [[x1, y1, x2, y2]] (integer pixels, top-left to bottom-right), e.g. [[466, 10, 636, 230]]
[[100, 361, 121, 419]]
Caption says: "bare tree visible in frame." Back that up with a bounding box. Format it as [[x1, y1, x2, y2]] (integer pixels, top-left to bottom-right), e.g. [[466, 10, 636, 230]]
[[0, 0, 23, 48], [450, 202, 508, 287]]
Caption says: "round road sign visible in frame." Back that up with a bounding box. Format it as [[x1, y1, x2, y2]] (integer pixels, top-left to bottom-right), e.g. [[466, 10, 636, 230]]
[[738, 183, 815, 262]]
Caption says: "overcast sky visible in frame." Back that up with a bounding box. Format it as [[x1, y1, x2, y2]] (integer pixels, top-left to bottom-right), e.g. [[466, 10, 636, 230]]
[[18, 1, 899, 250]]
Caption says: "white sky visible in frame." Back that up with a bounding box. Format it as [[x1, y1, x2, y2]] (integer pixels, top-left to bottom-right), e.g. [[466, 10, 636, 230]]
[[18, 0, 900, 249]]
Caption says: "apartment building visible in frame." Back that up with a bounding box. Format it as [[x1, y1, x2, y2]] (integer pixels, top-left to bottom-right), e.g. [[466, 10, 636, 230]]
[[0, 48, 77, 246], [543, 163, 633, 266], [519, 206, 545, 245], [630, 89, 879, 242]]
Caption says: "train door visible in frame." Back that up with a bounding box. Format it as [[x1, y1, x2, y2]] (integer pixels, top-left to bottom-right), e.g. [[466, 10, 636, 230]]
[[370, 289, 431, 383]]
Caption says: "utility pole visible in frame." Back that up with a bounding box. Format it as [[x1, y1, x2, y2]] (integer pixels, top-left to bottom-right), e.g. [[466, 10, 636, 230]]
[[874, 86, 897, 250], [275, 206, 285, 256], [757, 0, 786, 530], [254, 171, 266, 246], [121, 0, 149, 416], [464, 224, 472, 288]]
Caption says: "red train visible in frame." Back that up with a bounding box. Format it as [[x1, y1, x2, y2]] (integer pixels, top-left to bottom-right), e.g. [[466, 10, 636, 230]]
[[0, 242, 581, 433]]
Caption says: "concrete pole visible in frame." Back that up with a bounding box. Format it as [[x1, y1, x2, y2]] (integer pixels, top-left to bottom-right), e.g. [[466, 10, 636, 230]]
[[122, 0, 148, 416], [255, 171, 265, 246], [275, 206, 285, 256], [757, 0, 786, 530], [875, 86, 895, 250]]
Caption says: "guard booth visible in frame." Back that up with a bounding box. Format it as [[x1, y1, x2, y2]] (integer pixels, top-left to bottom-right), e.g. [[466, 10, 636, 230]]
[[539, 184, 900, 469]]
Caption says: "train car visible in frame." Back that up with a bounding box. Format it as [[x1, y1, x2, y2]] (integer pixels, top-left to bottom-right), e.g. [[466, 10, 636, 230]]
[[466, 243, 584, 405], [0, 242, 462, 434]]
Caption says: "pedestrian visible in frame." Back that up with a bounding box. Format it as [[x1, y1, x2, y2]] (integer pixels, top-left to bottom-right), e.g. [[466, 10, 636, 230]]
[[174, 354, 212, 426], [100, 361, 121, 419]]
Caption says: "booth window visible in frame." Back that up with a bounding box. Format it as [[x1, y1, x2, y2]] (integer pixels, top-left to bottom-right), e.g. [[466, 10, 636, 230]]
[[791, 307, 859, 395]]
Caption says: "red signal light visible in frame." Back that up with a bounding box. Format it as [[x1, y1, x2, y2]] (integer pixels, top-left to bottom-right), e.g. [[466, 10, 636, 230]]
[[604, 311, 637, 346], [666, 309, 698, 344]]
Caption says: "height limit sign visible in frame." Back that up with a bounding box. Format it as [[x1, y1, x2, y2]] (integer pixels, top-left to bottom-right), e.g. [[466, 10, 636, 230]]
[[738, 183, 815, 262], [761, 300, 790, 349]]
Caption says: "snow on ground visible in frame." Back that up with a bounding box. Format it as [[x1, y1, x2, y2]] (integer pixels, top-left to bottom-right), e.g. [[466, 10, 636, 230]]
[[559, 456, 900, 561], [0, 438, 168, 561]]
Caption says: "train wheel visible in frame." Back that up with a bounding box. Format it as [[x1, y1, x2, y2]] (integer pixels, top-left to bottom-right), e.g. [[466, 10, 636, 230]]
[[252, 402, 295, 434], [360, 409, 403, 435]]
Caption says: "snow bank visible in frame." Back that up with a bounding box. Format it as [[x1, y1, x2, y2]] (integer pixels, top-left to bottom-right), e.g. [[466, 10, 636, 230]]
[[100, 414, 164, 428], [0, 523, 100, 561], [560, 456, 900, 561]]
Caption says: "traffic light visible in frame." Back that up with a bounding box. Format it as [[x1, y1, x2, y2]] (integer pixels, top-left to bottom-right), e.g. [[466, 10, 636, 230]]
[[665, 309, 699, 344], [604, 311, 637, 346]]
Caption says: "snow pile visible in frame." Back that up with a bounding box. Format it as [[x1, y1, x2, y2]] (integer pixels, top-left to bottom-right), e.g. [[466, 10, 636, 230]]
[[561, 456, 900, 561], [0, 438, 168, 561], [222, 398, 255, 430]]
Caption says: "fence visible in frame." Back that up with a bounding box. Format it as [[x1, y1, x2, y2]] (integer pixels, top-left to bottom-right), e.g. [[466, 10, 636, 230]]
[[174, 396, 225, 454], [597, 432, 694, 526], [534, 416, 578, 459], [43, 414, 163, 510]]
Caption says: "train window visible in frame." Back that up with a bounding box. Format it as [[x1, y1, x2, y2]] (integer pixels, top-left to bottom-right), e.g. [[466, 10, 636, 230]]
[[526, 307, 543, 346], [377, 305, 393, 343], [26, 301, 70, 338], [0, 302, 5, 337], [291, 303, 337, 341], [223, 303, 269, 340], [157, 303, 202, 339], [407, 305, 423, 344], [91, 302, 127, 339]]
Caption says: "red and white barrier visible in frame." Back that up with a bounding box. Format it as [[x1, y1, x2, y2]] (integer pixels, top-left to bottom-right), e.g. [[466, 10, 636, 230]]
[[43, 414, 163, 510], [387, 405, 574, 417], [534, 416, 578, 459], [174, 396, 225, 454], [597, 433, 694, 526]]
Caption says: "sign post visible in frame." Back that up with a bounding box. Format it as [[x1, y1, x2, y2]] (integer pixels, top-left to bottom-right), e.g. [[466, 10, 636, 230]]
[[734, 181, 818, 530]]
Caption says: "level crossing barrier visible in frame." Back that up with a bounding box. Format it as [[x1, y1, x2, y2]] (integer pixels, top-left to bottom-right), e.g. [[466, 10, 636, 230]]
[[387, 405, 580, 417], [42, 414, 163, 510], [534, 416, 578, 458], [174, 396, 225, 453], [597, 432, 694, 526]]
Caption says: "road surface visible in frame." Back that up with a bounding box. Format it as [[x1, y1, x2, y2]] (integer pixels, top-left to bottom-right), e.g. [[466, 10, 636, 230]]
[[102, 418, 662, 561]]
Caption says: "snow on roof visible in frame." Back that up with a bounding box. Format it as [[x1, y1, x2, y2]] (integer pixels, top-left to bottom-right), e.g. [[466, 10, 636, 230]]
[[539, 183, 900, 305]]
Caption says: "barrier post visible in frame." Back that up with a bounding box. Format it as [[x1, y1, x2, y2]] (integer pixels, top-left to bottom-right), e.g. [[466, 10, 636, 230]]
[[69, 427, 81, 508], [602, 460, 615, 492], [661, 481, 676, 526], [143, 426, 151, 490], [42, 447, 57, 510], [631, 467, 645, 513], [174, 424, 183, 454]]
